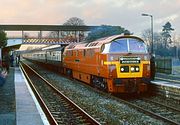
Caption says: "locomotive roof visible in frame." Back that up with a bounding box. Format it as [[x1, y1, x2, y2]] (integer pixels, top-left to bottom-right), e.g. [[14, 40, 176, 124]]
[[65, 34, 144, 50]]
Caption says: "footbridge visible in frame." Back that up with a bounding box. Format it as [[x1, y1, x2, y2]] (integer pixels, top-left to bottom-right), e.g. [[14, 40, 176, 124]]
[[1, 24, 98, 45]]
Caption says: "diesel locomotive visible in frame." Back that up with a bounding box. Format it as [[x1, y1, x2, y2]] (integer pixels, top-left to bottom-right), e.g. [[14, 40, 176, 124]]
[[23, 34, 154, 93]]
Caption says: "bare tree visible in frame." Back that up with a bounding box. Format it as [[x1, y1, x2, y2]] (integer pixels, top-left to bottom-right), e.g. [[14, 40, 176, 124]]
[[24, 33, 30, 38], [141, 29, 151, 50], [48, 17, 86, 42], [171, 33, 180, 58], [63, 17, 85, 42], [63, 17, 85, 26], [142, 29, 163, 54], [49, 31, 58, 38]]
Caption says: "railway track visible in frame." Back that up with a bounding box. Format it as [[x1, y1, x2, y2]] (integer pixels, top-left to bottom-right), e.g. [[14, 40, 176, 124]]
[[20, 62, 101, 125], [149, 82, 180, 103], [154, 88, 180, 101], [125, 97, 180, 125], [21, 59, 180, 124], [150, 95, 180, 109]]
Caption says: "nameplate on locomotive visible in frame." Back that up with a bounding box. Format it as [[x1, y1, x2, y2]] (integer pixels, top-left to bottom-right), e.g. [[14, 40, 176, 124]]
[[119, 57, 140, 64]]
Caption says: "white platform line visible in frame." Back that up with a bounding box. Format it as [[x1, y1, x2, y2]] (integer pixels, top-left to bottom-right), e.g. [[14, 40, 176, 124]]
[[156, 77, 180, 83]]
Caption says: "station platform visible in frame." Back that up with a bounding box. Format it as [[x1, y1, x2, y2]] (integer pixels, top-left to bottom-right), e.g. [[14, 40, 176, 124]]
[[0, 67, 49, 125], [151, 73, 180, 89], [151, 80, 180, 88], [150, 73, 180, 100], [0, 67, 15, 125]]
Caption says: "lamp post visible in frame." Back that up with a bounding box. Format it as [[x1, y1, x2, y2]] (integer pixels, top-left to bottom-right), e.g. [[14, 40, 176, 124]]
[[142, 13, 154, 54]]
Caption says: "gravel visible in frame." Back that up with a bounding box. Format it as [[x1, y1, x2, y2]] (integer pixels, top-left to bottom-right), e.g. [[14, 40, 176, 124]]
[[24, 60, 167, 125]]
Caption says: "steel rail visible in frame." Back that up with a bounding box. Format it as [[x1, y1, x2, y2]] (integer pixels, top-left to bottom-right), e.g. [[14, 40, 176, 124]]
[[21, 62, 101, 125], [143, 98, 180, 113], [22, 59, 179, 124], [20, 62, 58, 125], [111, 97, 180, 125]]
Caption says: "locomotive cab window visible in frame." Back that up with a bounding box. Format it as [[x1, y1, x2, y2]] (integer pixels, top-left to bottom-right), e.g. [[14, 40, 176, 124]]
[[109, 39, 128, 53], [129, 39, 147, 53], [102, 38, 147, 53]]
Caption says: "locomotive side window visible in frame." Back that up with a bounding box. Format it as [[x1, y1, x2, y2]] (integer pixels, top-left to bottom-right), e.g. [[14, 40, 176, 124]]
[[83, 50, 86, 57], [76, 50, 78, 56], [90, 49, 94, 57], [70, 50, 73, 56]]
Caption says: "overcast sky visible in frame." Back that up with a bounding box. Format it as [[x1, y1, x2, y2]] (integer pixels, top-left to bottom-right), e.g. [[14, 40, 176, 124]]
[[1, 0, 180, 37]]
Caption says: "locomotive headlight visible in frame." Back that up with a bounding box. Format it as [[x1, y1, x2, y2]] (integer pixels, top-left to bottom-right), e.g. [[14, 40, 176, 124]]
[[120, 66, 129, 72], [121, 67, 124, 72], [135, 67, 139, 71], [130, 66, 139, 72], [137, 57, 141, 60], [131, 67, 135, 71]]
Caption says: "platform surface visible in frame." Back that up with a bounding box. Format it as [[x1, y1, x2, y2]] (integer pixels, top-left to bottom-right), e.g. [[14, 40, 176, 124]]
[[152, 72, 180, 89], [151, 80, 180, 89], [0, 67, 16, 125], [15, 67, 45, 125]]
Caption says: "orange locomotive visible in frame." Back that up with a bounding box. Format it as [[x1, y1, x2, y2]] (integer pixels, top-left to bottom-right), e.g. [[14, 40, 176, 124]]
[[63, 34, 152, 93]]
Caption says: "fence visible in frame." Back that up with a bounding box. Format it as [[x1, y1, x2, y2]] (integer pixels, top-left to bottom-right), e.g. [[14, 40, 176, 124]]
[[172, 58, 180, 75], [155, 57, 172, 74]]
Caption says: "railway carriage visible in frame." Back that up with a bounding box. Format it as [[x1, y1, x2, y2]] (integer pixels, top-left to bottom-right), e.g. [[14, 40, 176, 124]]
[[63, 35, 152, 93]]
